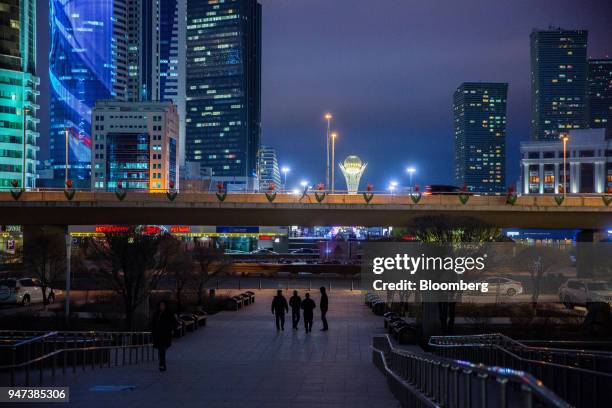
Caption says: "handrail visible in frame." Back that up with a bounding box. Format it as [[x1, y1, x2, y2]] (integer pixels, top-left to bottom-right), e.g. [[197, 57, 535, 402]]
[[428, 334, 612, 407], [373, 334, 569, 408], [0, 331, 154, 386]]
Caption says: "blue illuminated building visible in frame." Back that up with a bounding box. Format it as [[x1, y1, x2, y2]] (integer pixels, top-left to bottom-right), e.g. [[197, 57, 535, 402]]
[[49, 0, 126, 187]]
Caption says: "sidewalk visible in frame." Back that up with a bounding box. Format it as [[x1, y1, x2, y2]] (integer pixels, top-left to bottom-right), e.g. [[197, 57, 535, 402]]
[[35, 289, 399, 408]]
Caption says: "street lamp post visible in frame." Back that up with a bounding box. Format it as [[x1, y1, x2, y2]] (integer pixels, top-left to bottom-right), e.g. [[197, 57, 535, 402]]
[[561, 134, 569, 197], [331, 132, 337, 193], [406, 167, 416, 192], [325, 113, 332, 190], [281, 166, 290, 192], [22, 108, 29, 189], [65, 127, 69, 186]]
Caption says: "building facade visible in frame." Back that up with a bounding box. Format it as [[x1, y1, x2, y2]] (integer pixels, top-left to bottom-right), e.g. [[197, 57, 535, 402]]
[[258, 146, 280, 190], [185, 0, 261, 189], [587, 58, 612, 138], [530, 28, 588, 141], [520, 128, 612, 194], [0, 0, 39, 189], [453, 82, 507, 193], [90, 101, 179, 192], [49, 0, 186, 187]]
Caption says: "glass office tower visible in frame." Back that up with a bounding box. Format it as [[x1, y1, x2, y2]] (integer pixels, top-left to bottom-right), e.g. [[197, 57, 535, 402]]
[[185, 0, 261, 188], [0, 0, 39, 189], [530, 28, 588, 141], [587, 58, 612, 139], [453, 82, 508, 193], [49, 0, 127, 186]]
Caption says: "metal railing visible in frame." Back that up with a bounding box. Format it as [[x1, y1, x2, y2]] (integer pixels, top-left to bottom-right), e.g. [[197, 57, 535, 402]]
[[428, 334, 612, 407], [373, 335, 570, 408], [0, 330, 154, 386]]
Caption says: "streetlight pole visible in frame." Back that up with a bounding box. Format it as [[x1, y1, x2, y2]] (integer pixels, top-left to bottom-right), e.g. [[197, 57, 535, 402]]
[[65, 127, 69, 185], [406, 167, 416, 192], [325, 113, 332, 190], [331, 132, 337, 193], [22, 108, 29, 189], [562, 134, 569, 197], [281, 166, 290, 192]]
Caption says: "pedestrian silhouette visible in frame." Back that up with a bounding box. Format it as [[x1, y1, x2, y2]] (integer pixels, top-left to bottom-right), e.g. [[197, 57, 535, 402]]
[[150, 300, 178, 372], [271, 289, 289, 331], [320, 286, 329, 331], [301, 292, 316, 333], [289, 290, 301, 330]]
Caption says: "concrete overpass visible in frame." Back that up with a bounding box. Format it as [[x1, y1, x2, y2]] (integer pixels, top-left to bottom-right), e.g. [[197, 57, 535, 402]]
[[1, 191, 611, 228]]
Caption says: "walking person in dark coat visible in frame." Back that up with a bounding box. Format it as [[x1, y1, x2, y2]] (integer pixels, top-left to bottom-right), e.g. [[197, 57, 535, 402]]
[[271, 290, 289, 331], [300, 293, 316, 333], [289, 290, 302, 330], [320, 286, 329, 331], [151, 300, 178, 372]]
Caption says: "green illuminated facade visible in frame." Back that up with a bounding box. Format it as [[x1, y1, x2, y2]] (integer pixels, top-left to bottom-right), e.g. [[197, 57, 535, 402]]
[[0, 0, 39, 189]]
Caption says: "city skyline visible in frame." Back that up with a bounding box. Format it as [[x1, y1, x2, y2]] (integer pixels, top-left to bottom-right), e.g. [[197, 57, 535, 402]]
[[31, 0, 612, 189]]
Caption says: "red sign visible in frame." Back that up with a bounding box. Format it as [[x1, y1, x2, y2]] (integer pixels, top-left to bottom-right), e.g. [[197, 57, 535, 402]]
[[95, 225, 130, 233], [170, 226, 191, 233], [141, 226, 162, 235]]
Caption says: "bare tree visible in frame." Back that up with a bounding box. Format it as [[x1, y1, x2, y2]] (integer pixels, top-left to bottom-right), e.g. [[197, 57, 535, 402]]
[[81, 229, 176, 329], [191, 240, 229, 306], [167, 242, 195, 314], [22, 230, 66, 309]]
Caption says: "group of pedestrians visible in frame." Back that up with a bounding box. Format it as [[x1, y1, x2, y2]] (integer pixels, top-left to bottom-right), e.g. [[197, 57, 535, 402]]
[[271, 287, 329, 333]]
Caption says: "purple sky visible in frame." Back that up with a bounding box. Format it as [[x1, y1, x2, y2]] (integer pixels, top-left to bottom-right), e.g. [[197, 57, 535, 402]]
[[36, 0, 612, 189]]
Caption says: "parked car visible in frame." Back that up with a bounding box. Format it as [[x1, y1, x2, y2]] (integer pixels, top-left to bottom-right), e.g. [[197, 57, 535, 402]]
[[0, 278, 55, 306], [250, 249, 278, 255], [559, 279, 612, 309], [477, 277, 523, 296]]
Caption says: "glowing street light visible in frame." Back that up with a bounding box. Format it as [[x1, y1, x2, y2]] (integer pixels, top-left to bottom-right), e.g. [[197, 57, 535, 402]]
[[281, 166, 290, 191], [300, 180, 309, 189], [560, 133, 569, 197], [406, 167, 416, 192], [324, 113, 332, 189], [331, 132, 337, 193], [389, 180, 398, 194]]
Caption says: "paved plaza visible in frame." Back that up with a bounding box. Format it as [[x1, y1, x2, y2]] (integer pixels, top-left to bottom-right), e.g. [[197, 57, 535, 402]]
[[35, 289, 399, 408]]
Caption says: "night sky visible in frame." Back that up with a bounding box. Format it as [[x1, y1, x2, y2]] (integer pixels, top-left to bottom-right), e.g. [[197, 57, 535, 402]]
[[36, 0, 612, 190]]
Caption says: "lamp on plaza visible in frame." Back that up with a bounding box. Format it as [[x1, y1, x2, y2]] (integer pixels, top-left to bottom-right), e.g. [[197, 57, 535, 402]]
[[281, 166, 290, 192], [324, 113, 332, 190], [561, 133, 569, 197], [406, 167, 416, 192], [388, 180, 398, 194]]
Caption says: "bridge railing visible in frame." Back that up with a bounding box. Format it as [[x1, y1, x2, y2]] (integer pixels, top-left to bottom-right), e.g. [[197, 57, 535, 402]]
[[372, 334, 569, 408], [0, 330, 154, 386], [428, 334, 612, 407]]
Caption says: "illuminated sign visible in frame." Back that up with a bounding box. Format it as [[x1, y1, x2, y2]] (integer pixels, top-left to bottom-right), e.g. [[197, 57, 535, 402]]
[[95, 225, 130, 233], [170, 226, 191, 233]]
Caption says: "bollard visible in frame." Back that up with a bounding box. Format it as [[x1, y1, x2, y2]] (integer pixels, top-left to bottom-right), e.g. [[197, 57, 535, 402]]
[[259, 279, 262, 290], [309, 280, 312, 290], [351, 280, 354, 291], [329, 282, 332, 292]]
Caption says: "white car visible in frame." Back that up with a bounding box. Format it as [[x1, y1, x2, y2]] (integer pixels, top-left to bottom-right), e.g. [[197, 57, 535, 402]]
[[0, 278, 55, 306], [559, 279, 612, 309], [478, 277, 524, 296]]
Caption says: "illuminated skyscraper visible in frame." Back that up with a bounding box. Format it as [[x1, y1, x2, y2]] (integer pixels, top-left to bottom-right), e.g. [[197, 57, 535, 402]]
[[185, 0, 261, 190], [587, 58, 612, 139], [530, 28, 588, 141], [453, 82, 507, 193], [49, 0, 127, 186], [0, 0, 39, 189], [49, 0, 185, 186]]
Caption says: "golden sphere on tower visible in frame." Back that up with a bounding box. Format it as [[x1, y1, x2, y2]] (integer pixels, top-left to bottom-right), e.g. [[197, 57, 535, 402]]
[[342, 155, 364, 174]]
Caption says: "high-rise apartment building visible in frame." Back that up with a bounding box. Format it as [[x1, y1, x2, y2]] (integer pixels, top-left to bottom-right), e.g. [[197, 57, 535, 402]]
[[49, 0, 185, 186], [258, 146, 280, 190], [0, 0, 39, 189], [587, 58, 612, 139], [530, 28, 588, 141], [453, 82, 508, 193], [91, 101, 179, 191], [185, 0, 261, 190]]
